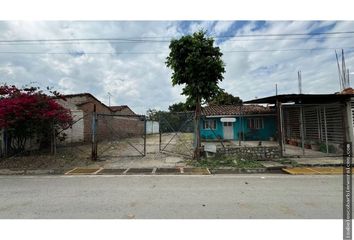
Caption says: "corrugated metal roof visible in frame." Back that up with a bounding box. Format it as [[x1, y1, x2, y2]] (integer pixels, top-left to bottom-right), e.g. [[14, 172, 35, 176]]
[[245, 93, 354, 104]]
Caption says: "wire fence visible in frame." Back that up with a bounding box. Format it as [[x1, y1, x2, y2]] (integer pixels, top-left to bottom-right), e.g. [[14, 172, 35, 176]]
[[158, 111, 194, 158], [92, 113, 146, 160]]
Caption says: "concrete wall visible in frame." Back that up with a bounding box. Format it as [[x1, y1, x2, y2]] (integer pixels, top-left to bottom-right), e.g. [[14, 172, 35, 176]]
[[60, 110, 85, 143]]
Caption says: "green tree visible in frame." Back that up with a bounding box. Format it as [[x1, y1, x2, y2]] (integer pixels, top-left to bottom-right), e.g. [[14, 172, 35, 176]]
[[208, 90, 242, 105], [166, 30, 225, 159], [168, 101, 194, 112]]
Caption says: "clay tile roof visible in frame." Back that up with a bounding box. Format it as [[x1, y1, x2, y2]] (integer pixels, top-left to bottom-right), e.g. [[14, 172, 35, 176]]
[[202, 104, 275, 116], [341, 87, 354, 95]]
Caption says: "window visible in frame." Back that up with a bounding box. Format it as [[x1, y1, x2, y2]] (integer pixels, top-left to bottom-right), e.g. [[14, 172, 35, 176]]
[[248, 118, 264, 129], [203, 119, 216, 130]]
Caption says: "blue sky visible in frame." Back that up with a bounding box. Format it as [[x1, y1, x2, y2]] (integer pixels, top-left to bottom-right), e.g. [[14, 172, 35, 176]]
[[0, 21, 353, 114]]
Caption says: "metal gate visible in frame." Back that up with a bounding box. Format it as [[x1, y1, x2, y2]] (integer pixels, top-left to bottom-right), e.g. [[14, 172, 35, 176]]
[[282, 102, 345, 156], [158, 112, 194, 158], [92, 113, 146, 160]]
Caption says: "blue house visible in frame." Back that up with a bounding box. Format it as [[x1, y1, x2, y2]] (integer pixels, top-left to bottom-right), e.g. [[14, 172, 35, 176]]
[[200, 105, 277, 141]]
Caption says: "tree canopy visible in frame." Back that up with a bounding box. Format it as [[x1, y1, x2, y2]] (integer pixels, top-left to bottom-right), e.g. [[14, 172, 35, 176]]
[[166, 30, 225, 104], [207, 90, 242, 105]]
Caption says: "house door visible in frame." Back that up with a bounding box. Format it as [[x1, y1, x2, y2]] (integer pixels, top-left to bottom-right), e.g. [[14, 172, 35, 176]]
[[223, 122, 234, 140]]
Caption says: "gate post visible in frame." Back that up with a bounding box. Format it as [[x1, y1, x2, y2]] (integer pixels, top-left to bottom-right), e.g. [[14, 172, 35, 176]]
[[143, 116, 147, 156], [159, 114, 162, 152], [91, 104, 98, 161]]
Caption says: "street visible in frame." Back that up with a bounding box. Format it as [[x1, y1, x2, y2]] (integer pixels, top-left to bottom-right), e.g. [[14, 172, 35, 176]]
[[0, 174, 343, 219]]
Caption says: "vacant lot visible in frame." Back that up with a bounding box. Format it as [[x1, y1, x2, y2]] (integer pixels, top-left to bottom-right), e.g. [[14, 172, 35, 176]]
[[0, 133, 193, 170]]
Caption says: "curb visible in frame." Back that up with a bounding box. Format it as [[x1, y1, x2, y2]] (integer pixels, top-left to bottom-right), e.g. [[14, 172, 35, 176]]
[[0, 169, 66, 175], [0, 167, 285, 176], [210, 168, 268, 174]]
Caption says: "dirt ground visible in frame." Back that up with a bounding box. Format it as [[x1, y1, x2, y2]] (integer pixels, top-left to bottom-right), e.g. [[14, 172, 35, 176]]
[[0, 133, 193, 170]]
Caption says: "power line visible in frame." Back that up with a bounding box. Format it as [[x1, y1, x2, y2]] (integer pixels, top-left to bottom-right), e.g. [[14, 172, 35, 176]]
[[224, 46, 354, 53], [0, 35, 354, 46], [0, 46, 353, 55], [0, 31, 353, 43]]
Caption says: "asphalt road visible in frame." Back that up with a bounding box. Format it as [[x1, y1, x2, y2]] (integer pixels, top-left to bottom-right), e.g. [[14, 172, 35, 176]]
[[0, 174, 344, 219]]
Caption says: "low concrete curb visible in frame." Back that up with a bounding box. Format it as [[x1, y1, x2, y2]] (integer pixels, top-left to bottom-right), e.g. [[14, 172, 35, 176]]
[[210, 168, 268, 174], [296, 163, 351, 167], [0, 167, 285, 176], [0, 169, 66, 175]]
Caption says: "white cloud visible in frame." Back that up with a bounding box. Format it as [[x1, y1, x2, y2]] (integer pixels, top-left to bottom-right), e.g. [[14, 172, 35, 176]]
[[0, 21, 353, 114], [213, 21, 234, 34]]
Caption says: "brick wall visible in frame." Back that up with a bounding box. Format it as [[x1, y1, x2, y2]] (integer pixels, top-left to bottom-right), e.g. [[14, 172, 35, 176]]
[[96, 115, 144, 141], [56, 94, 143, 143]]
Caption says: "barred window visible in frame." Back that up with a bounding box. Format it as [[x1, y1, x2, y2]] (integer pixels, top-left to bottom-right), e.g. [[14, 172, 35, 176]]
[[248, 118, 264, 129], [203, 119, 216, 130]]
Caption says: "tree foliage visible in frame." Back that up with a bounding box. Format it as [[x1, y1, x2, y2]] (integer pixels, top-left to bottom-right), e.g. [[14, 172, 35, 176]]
[[166, 30, 225, 103], [168, 101, 195, 113], [0, 85, 73, 153], [208, 90, 242, 105], [146, 108, 193, 133]]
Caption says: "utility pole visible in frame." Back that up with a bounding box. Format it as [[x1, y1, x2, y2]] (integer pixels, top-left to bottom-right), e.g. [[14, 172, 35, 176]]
[[107, 92, 112, 107], [275, 83, 278, 96], [298, 70, 302, 94]]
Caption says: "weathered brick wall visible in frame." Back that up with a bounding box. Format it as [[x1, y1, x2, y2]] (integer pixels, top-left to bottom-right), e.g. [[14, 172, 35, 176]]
[[78, 96, 111, 142], [217, 146, 280, 160], [96, 115, 144, 141], [56, 94, 143, 143], [79, 96, 143, 142], [117, 107, 135, 115]]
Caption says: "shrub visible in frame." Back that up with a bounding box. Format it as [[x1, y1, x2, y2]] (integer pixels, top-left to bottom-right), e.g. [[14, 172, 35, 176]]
[[0, 85, 73, 154]]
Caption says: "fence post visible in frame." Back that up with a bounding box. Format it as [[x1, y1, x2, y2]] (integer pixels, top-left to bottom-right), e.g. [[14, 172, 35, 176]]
[[159, 114, 162, 152], [91, 104, 98, 161], [143, 116, 147, 156]]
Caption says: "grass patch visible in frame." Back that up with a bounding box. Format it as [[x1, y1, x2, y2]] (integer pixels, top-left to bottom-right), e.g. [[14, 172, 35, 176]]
[[188, 155, 263, 169]]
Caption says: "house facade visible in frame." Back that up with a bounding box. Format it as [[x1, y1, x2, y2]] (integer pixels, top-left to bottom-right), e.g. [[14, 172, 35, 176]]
[[200, 105, 277, 141], [55, 93, 142, 143]]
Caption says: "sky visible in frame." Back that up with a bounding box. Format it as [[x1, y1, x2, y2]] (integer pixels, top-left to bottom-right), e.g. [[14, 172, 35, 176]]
[[0, 21, 354, 114]]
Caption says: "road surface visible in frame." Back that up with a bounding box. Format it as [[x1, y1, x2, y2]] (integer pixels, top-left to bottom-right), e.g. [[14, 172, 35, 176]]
[[0, 174, 343, 219]]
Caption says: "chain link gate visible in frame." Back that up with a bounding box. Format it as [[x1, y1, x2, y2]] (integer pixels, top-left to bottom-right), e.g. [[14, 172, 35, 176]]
[[55, 112, 93, 158], [92, 113, 146, 160], [158, 112, 194, 158]]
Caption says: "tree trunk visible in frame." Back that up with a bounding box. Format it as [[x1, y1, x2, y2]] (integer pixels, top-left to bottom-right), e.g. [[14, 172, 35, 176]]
[[193, 96, 201, 160]]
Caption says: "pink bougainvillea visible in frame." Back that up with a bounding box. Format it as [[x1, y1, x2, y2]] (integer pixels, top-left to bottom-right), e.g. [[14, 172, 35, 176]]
[[0, 85, 73, 152]]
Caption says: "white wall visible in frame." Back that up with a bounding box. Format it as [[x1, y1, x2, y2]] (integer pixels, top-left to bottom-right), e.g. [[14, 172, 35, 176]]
[[146, 121, 159, 134], [60, 110, 85, 143]]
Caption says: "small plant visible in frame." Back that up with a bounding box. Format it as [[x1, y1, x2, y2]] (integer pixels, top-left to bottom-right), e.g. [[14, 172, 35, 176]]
[[190, 155, 263, 169], [319, 143, 337, 153]]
